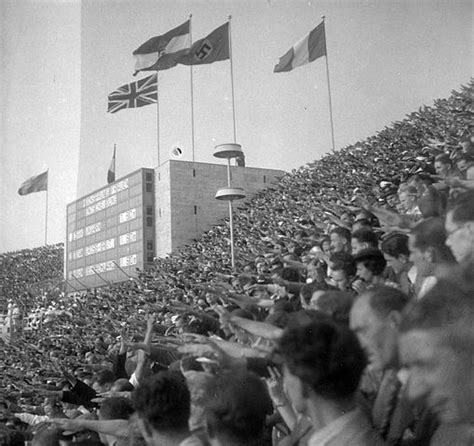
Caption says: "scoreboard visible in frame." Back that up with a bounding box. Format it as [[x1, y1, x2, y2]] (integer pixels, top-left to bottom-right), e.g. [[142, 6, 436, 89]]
[[65, 168, 155, 291]]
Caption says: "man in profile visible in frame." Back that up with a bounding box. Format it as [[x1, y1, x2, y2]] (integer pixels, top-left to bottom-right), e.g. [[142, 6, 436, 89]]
[[398, 263, 474, 445], [445, 190, 474, 263]]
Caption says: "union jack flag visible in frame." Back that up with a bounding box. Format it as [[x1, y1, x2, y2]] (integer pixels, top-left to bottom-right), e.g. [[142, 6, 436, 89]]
[[107, 74, 157, 114]]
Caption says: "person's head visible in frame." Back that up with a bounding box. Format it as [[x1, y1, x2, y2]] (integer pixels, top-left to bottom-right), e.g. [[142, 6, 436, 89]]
[[327, 252, 356, 291], [434, 153, 452, 177], [409, 218, 456, 277], [319, 237, 331, 254], [350, 286, 409, 371], [398, 266, 474, 424], [398, 185, 418, 211], [455, 154, 472, 173], [352, 218, 372, 232], [277, 320, 367, 414], [43, 396, 63, 418], [299, 282, 326, 310], [309, 290, 353, 326], [353, 248, 386, 284], [110, 378, 134, 392], [204, 372, 272, 446], [329, 227, 351, 254], [92, 369, 116, 393], [380, 233, 410, 274], [445, 190, 474, 262], [98, 397, 135, 445], [340, 212, 354, 227], [351, 229, 378, 255], [133, 371, 191, 444]]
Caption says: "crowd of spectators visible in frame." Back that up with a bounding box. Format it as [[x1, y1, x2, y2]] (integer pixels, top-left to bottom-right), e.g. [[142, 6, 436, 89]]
[[0, 81, 473, 445]]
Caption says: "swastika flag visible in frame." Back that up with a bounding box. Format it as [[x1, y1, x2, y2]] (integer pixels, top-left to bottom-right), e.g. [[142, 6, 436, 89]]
[[178, 22, 229, 66]]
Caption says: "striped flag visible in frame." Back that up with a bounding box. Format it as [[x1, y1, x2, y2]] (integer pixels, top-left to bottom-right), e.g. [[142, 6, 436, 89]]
[[274, 21, 326, 73], [18, 170, 48, 196], [107, 74, 157, 114], [133, 20, 191, 75]]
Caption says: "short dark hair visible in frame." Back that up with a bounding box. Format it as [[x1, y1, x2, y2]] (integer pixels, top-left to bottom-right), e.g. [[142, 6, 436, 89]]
[[277, 320, 367, 400], [380, 233, 409, 258], [351, 228, 378, 248], [434, 153, 451, 165], [280, 267, 301, 283], [410, 217, 456, 264], [204, 372, 272, 445], [329, 252, 356, 278], [300, 282, 326, 306], [330, 227, 351, 244], [99, 397, 134, 420], [448, 190, 474, 224], [361, 286, 410, 318], [353, 248, 386, 276], [94, 369, 116, 386], [312, 291, 353, 326], [132, 371, 190, 434]]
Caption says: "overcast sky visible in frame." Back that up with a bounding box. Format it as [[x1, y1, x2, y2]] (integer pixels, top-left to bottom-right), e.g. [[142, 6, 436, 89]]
[[1, 0, 472, 253]]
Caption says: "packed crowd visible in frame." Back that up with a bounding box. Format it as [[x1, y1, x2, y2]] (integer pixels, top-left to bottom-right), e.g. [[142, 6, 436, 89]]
[[0, 81, 473, 445]]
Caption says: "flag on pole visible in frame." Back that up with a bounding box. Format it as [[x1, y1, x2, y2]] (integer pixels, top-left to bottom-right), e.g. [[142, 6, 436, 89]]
[[133, 20, 191, 75], [274, 21, 326, 73], [107, 74, 157, 114], [18, 171, 48, 196], [108, 147, 116, 184], [178, 22, 229, 66]]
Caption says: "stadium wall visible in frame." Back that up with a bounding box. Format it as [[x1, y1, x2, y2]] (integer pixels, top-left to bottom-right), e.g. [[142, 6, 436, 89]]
[[154, 160, 284, 257]]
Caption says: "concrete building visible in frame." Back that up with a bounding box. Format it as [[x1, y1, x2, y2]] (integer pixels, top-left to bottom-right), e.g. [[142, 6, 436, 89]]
[[65, 161, 284, 291]]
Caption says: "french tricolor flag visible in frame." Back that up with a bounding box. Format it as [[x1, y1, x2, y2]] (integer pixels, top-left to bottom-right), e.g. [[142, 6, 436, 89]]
[[274, 21, 327, 73]]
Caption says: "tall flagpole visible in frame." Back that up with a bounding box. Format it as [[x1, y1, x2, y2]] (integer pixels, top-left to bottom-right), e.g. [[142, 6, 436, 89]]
[[156, 72, 161, 166], [189, 14, 196, 162], [228, 16, 237, 144], [44, 168, 49, 245], [321, 16, 336, 152]]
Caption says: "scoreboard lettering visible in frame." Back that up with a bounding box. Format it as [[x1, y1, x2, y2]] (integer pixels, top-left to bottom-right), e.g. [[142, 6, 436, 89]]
[[85, 260, 115, 277], [82, 178, 129, 208], [68, 229, 84, 242], [86, 195, 117, 216], [120, 254, 137, 267], [86, 222, 103, 236], [119, 208, 136, 223], [85, 238, 115, 256], [119, 231, 137, 245], [66, 168, 154, 290]]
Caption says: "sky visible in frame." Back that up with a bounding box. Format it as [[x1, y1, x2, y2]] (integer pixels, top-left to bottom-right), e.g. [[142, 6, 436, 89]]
[[1, 0, 472, 253]]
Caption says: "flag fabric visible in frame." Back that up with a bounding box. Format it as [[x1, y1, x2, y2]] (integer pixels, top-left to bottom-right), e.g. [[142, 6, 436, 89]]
[[133, 20, 191, 74], [178, 22, 229, 66], [274, 21, 326, 73], [107, 74, 157, 114], [107, 147, 116, 184], [18, 171, 48, 196]]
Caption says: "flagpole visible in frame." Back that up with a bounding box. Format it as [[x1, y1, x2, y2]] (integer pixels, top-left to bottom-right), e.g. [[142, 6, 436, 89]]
[[189, 14, 196, 162], [228, 15, 237, 144], [321, 16, 336, 152], [44, 169, 49, 245], [156, 72, 161, 166]]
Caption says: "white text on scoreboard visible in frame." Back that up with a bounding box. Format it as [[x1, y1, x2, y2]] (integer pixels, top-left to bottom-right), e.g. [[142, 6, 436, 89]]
[[119, 208, 136, 223]]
